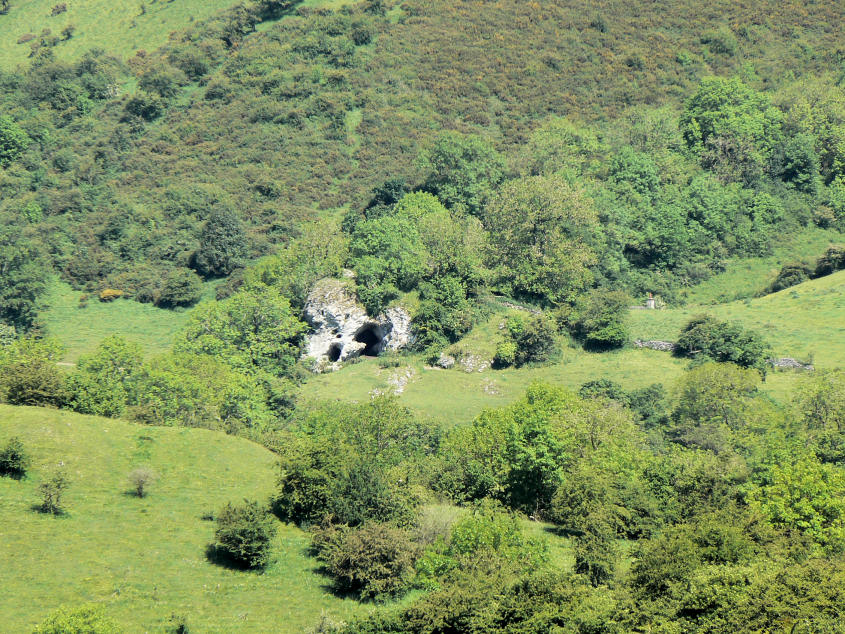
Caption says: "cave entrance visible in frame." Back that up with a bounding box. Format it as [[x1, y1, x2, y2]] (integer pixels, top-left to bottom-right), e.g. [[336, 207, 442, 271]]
[[327, 343, 342, 362], [354, 325, 382, 356]]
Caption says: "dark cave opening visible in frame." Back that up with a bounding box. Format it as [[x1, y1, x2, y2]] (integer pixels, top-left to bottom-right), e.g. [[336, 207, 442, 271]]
[[327, 343, 342, 362], [354, 325, 382, 356]]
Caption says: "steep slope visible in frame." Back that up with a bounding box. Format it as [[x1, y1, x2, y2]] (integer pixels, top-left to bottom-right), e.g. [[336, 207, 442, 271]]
[[0, 0, 238, 69], [630, 269, 845, 368], [0, 405, 368, 632]]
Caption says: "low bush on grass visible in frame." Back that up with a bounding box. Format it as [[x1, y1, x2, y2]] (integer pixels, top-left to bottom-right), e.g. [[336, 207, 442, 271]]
[[211, 500, 276, 569], [0, 436, 29, 479]]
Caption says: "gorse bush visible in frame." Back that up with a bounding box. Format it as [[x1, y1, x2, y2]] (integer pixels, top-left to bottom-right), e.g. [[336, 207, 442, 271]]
[[212, 500, 276, 569], [312, 521, 419, 601], [0, 436, 29, 479]]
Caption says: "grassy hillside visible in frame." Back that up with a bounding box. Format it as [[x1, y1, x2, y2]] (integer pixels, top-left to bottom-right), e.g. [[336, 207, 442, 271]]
[[0, 405, 369, 632], [40, 280, 209, 363], [308, 259, 845, 423], [630, 269, 845, 369], [0, 0, 358, 70], [0, 0, 238, 69]]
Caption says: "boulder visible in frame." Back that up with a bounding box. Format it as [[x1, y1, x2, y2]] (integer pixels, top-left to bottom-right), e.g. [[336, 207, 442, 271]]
[[303, 278, 414, 370]]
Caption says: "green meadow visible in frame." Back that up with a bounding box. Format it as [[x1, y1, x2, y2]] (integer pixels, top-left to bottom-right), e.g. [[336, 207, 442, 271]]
[[40, 281, 203, 363], [0, 404, 370, 632], [0, 0, 237, 68]]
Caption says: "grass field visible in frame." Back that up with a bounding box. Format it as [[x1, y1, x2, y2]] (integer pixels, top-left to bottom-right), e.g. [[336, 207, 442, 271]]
[[0, 0, 361, 69], [306, 260, 845, 423], [40, 281, 206, 363], [307, 341, 690, 426], [631, 269, 845, 370], [0, 0, 236, 69], [679, 227, 843, 305], [0, 405, 371, 632]]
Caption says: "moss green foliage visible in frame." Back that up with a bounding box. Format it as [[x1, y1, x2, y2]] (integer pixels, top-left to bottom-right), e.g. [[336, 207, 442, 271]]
[[0, 228, 48, 332], [0, 337, 66, 406], [156, 268, 203, 308], [568, 289, 631, 350], [484, 175, 597, 305], [191, 207, 248, 278], [493, 314, 559, 369], [272, 396, 437, 527], [33, 603, 121, 634], [176, 289, 305, 379], [0, 435, 29, 478], [0, 115, 29, 167], [418, 132, 505, 217], [675, 314, 771, 373], [65, 335, 143, 418], [212, 499, 277, 569], [766, 261, 813, 293], [38, 466, 69, 514], [312, 521, 419, 601]]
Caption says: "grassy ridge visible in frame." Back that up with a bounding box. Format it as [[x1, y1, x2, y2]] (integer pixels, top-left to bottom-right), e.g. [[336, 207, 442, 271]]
[[0, 405, 368, 631], [630, 269, 845, 369], [0, 0, 237, 68], [40, 281, 208, 362]]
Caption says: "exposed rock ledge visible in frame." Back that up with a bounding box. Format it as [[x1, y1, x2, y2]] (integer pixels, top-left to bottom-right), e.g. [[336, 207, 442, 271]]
[[634, 339, 677, 352], [769, 357, 814, 371], [303, 277, 414, 371]]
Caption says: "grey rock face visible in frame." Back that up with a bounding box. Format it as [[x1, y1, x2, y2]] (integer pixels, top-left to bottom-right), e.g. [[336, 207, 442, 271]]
[[634, 339, 677, 352], [303, 278, 414, 371], [769, 357, 814, 371]]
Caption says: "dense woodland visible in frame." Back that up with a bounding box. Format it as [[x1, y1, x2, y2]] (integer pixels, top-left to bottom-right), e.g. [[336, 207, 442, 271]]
[[2, 0, 845, 631]]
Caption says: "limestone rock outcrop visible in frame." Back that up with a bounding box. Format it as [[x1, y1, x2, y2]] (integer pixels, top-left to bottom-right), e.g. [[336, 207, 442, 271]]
[[303, 278, 414, 370]]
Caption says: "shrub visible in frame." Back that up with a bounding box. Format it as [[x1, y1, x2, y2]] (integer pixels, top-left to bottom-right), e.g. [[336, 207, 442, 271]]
[[212, 500, 276, 569], [418, 131, 505, 216], [98, 289, 124, 302], [124, 91, 166, 121], [569, 289, 631, 350], [128, 466, 157, 498], [815, 245, 845, 277], [156, 269, 203, 308], [39, 467, 69, 514], [675, 314, 770, 373], [494, 314, 559, 368], [33, 603, 120, 634], [0, 115, 31, 167], [766, 262, 813, 293], [312, 521, 418, 601], [191, 207, 248, 278], [573, 513, 618, 587], [1, 338, 67, 407], [0, 436, 29, 479]]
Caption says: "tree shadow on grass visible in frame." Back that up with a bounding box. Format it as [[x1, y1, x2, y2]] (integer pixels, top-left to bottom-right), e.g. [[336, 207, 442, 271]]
[[204, 543, 255, 571], [30, 503, 68, 517]]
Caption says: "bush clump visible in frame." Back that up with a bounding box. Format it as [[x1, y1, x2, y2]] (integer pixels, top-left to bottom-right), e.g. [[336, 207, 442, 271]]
[[39, 467, 69, 514], [766, 262, 813, 293], [312, 521, 419, 601], [212, 500, 276, 569], [675, 315, 771, 374], [568, 289, 631, 350], [128, 466, 157, 498], [156, 269, 203, 308], [0, 436, 29, 479], [493, 314, 558, 368]]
